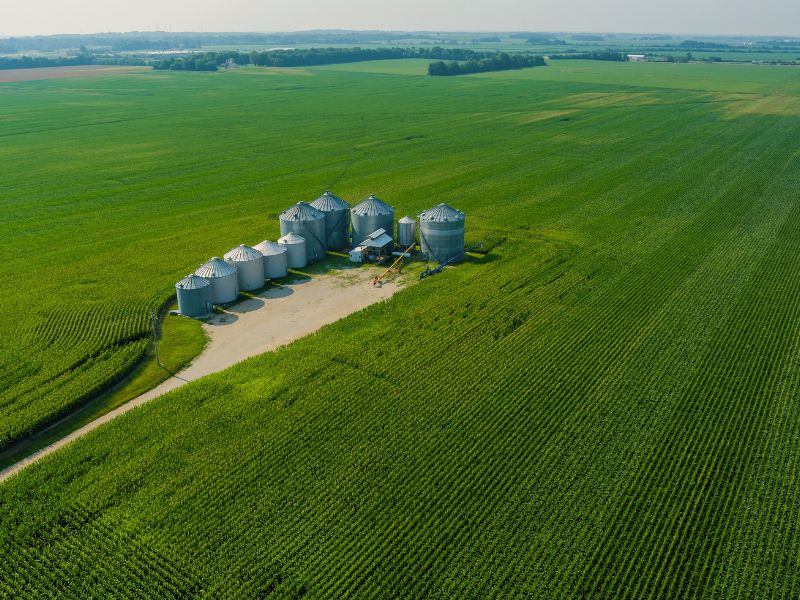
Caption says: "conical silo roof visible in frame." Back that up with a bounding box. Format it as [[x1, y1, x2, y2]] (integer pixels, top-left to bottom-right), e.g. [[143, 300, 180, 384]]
[[278, 232, 305, 244], [224, 244, 263, 262], [398, 216, 416, 224], [253, 240, 287, 256], [195, 257, 237, 278], [310, 190, 350, 212], [176, 274, 210, 289], [280, 201, 324, 222], [419, 203, 464, 222], [352, 194, 393, 216]]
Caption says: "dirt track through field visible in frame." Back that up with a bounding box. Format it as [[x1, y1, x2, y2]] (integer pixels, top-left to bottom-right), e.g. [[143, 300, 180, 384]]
[[0, 65, 148, 83], [0, 267, 402, 483]]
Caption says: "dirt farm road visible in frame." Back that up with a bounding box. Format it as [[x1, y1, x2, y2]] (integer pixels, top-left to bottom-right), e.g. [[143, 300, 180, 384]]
[[0, 268, 403, 483]]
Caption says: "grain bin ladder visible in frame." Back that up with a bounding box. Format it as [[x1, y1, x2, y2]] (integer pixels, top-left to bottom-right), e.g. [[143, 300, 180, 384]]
[[372, 244, 415, 287], [420, 242, 484, 279]]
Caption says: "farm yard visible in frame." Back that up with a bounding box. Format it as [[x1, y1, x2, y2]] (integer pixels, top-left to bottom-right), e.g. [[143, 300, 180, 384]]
[[1, 59, 800, 597]]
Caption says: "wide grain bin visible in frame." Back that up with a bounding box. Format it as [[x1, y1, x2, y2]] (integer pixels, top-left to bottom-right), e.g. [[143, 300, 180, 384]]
[[397, 216, 417, 249], [419, 203, 465, 264], [278, 232, 307, 269], [224, 244, 265, 291], [253, 240, 289, 280], [351, 194, 394, 248], [195, 257, 239, 304], [175, 274, 212, 317], [310, 190, 350, 250], [279, 202, 327, 262]]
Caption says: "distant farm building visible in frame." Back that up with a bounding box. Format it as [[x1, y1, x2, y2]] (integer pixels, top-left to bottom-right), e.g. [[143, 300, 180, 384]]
[[627, 54, 646, 62]]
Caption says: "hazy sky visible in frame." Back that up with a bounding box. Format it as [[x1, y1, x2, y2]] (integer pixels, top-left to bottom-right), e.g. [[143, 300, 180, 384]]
[[2, 0, 799, 37]]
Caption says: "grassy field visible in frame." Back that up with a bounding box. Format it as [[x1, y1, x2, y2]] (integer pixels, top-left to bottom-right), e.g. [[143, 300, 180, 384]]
[[2, 60, 800, 596]]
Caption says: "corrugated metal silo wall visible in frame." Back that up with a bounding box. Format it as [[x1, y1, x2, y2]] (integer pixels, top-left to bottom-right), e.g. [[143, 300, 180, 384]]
[[177, 286, 213, 317], [420, 219, 465, 264], [209, 272, 239, 304], [234, 259, 265, 291], [322, 208, 350, 250], [280, 220, 327, 261], [397, 221, 416, 248], [264, 252, 289, 279]]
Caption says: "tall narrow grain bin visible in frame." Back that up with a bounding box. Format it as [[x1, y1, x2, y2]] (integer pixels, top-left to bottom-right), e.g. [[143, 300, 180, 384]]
[[278, 232, 307, 269], [419, 203, 465, 264], [279, 202, 327, 262], [224, 244, 265, 291], [310, 190, 350, 250], [195, 257, 239, 304], [175, 274, 212, 317], [397, 216, 417, 249], [253, 240, 289, 280], [351, 194, 394, 248]]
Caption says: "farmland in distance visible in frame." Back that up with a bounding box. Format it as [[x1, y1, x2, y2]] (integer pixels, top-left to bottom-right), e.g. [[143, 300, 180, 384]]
[[1, 61, 800, 596]]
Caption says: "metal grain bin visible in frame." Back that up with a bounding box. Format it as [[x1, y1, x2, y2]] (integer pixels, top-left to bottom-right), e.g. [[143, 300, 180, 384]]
[[175, 274, 212, 317], [397, 216, 417, 249], [279, 202, 327, 262], [310, 190, 350, 250], [351, 194, 395, 248], [224, 244, 265, 291], [253, 240, 289, 280], [195, 257, 239, 304], [278, 232, 307, 269], [419, 203, 465, 264]]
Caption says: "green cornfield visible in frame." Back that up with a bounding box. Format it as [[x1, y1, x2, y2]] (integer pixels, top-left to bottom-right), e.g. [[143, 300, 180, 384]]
[[1, 60, 800, 597]]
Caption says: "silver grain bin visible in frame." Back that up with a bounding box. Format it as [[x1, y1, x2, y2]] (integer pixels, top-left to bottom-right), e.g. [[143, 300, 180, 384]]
[[351, 194, 395, 248], [310, 190, 350, 250], [397, 216, 417, 249], [279, 202, 327, 262], [175, 274, 212, 317], [419, 203, 465, 264], [224, 244, 265, 291], [195, 257, 239, 304], [253, 240, 289, 280], [278, 232, 307, 269]]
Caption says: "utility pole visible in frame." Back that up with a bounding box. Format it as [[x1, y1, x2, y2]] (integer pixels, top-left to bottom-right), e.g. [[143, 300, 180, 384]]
[[151, 309, 161, 368]]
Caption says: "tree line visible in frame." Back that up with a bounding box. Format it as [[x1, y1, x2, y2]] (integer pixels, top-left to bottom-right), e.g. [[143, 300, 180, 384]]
[[549, 51, 626, 62], [428, 53, 546, 76], [153, 47, 526, 71], [0, 54, 93, 70]]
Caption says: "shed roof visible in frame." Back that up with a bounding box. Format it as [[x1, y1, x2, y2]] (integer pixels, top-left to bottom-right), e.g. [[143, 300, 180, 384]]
[[360, 228, 393, 248], [195, 257, 237, 278]]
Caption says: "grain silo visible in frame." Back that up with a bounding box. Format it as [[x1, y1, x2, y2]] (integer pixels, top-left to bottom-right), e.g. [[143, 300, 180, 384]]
[[351, 194, 395, 248], [195, 257, 239, 304], [253, 240, 289, 280], [419, 203, 466, 264], [397, 216, 417, 249], [224, 244, 265, 291], [175, 274, 212, 317], [310, 190, 350, 250], [278, 232, 307, 269], [279, 202, 327, 262]]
